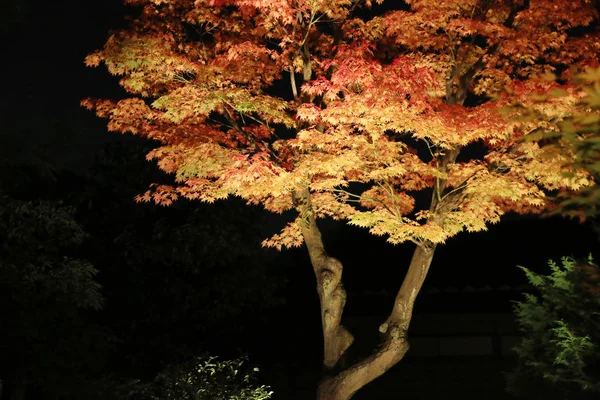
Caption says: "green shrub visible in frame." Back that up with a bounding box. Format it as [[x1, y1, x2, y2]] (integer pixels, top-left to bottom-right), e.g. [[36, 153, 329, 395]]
[[507, 255, 600, 398], [119, 355, 274, 400]]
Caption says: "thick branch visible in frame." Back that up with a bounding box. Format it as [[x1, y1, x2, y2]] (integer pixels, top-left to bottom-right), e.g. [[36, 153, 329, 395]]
[[456, 51, 490, 104], [321, 148, 463, 398], [318, 332, 410, 400], [447, 0, 529, 105], [302, 42, 312, 82], [292, 187, 354, 370], [318, 244, 436, 400], [381, 244, 436, 337], [446, 0, 531, 105], [313, 112, 461, 400]]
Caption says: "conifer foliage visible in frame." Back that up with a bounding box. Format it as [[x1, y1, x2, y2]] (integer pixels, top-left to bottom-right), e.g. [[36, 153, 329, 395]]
[[508, 256, 600, 399], [85, 1, 600, 398]]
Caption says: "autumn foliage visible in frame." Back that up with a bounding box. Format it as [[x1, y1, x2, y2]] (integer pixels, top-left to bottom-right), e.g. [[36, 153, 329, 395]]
[[85, 0, 600, 398], [507, 66, 600, 220], [84, 0, 597, 249]]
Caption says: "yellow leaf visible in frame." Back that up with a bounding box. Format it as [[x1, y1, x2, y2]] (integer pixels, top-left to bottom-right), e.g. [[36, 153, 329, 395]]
[[539, 71, 557, 82]]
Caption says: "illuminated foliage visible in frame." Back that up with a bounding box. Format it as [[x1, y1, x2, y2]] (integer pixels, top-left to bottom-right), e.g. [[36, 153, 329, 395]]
[[85, 0, 598, 248], [506, 66, 600, 220], [119, 355, 273, 400], [85, 1, 600, 398]]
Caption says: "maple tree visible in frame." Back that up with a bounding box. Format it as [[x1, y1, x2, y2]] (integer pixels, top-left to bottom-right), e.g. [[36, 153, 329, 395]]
[[84, 1, 600, 398]]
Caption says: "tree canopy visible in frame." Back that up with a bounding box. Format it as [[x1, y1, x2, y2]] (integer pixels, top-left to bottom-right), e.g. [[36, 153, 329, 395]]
[[84, 0, 597, 249]]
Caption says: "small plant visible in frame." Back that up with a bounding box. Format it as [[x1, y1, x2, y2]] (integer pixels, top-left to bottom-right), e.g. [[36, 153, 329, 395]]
[[120, 355, 273, 400], [507, 255, 600, 398]]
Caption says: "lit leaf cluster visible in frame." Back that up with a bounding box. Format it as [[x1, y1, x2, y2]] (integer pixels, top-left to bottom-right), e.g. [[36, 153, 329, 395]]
[[86, 0, 599, 249], [119, 354, 273, 400], [507, 66, 600, 220]]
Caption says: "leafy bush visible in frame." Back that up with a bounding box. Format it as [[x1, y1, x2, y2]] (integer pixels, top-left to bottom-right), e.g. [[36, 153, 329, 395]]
[[507, 255, 600, 398], [119, 355, 273, 400], [0, 195, 108, 399]]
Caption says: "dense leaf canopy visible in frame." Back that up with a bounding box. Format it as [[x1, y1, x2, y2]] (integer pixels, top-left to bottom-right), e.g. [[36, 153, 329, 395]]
[[85, 0, 600, 248]]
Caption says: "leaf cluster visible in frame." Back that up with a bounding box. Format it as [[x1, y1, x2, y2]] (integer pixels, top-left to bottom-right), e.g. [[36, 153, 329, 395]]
[[512, 66, 600, 221], [508, 255, 600, 398], [0, 195, 103, 310], [0, 195, 107, 399], [84, 0, 600, 249], [116, 355, 273, 400]]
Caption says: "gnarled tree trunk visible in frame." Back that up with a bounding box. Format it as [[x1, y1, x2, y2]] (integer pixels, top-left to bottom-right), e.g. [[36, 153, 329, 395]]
[[317, 244, 436, 400], [317, 245, 435, 400], [292, 188, 354, 371], [293, 187, 437, 400]]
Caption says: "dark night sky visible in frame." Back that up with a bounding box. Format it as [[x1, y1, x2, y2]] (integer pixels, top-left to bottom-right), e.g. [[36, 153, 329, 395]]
[[2, 0, 126, 170], [2, 0, 599, 299]]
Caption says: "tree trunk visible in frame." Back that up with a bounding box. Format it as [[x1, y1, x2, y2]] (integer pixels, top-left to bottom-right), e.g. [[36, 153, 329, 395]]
[[316, 244, 436, 400], [293, 187, 438, 400], [292, 188, 354, 371]]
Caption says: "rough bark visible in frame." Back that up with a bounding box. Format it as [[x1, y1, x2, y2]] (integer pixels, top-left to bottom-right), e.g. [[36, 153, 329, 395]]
[[293, 184, 439, 399], [293, 187, 354, 370], [317, 243, 436, 400]]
